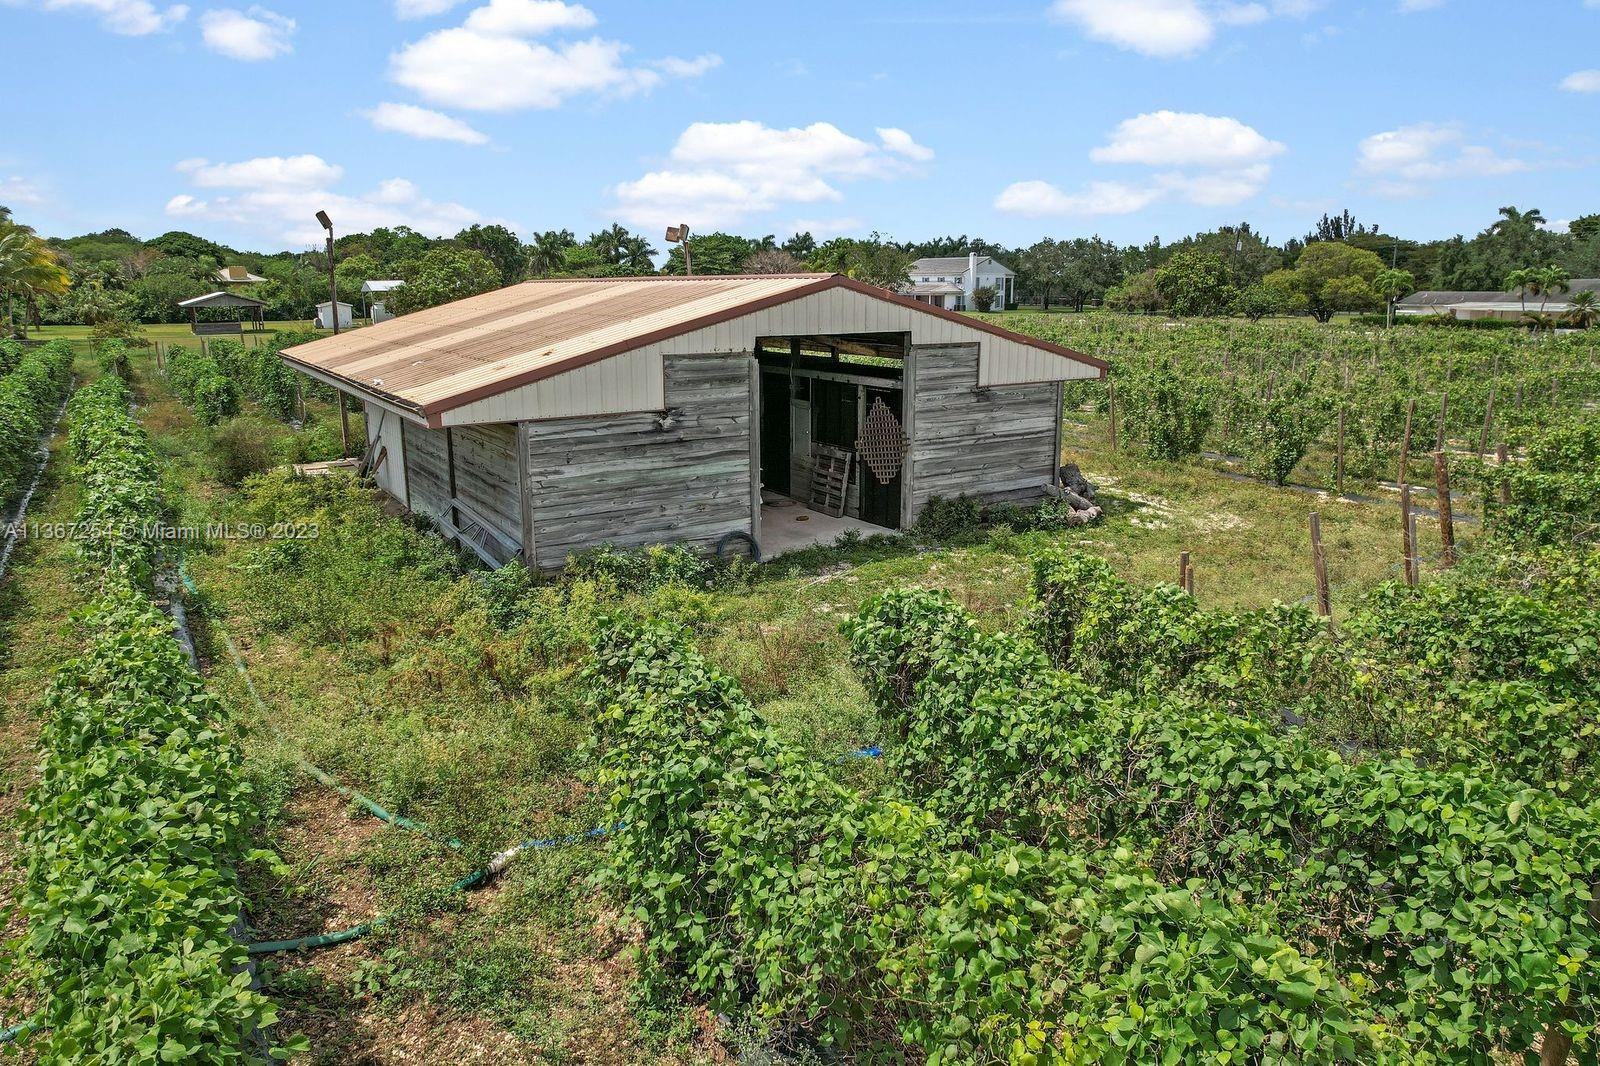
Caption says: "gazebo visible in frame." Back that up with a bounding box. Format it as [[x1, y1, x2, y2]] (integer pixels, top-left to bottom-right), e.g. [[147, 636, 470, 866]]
[[177, 291, 267, 336]]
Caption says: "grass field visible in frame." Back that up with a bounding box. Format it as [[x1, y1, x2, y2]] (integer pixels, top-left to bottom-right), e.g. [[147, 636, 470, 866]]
[[0, 326, 1480, 1061]]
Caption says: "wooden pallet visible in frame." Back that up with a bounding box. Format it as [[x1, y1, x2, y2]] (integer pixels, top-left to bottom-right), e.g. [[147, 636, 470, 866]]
[[808, 443, 853, 518]]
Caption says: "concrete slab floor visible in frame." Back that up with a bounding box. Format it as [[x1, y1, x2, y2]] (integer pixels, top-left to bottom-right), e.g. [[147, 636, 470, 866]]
[[757, 494, 889, 558]]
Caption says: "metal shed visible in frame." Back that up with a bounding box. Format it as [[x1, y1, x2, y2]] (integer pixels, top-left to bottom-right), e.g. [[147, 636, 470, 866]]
[[278, 273, 1104, 567], [177, 291, 267, 336]]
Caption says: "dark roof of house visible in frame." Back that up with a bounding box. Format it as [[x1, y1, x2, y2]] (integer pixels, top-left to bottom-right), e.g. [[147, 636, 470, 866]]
[[1397, 279, 1600, 307], [910, 255, 1014, 276]]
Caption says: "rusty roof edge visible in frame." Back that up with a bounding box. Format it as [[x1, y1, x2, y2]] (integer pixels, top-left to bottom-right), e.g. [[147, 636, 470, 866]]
[[278, 350, 430, 422]]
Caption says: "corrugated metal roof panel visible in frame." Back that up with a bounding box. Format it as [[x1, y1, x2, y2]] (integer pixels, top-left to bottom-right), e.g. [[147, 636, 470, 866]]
[[280, 273, 1100, 422]]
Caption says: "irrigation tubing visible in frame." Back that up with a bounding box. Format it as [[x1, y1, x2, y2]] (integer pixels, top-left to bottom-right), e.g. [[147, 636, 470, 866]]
[[0, 383, 74, 584]]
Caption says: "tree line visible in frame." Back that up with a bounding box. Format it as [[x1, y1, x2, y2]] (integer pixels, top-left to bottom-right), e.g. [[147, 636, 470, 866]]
[[2, 200, 1596, 332]]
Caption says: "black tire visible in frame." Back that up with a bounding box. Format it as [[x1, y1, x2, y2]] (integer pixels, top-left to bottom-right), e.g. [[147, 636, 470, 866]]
[[716, 530, 761, 563]]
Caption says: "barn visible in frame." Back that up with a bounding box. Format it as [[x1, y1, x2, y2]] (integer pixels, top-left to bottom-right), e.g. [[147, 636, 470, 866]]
[[277, 273, 1104, 568]]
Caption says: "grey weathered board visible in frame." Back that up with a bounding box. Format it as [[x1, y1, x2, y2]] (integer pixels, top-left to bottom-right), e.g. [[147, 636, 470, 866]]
[[450, 423, 521, 546], [401, 421, 451, 521], [906, 343, 1057, 520], [522, 352, 753, 569]]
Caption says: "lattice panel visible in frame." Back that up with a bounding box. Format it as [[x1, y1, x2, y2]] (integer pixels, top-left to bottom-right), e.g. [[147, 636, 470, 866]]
[[855, 398, 907, 484]]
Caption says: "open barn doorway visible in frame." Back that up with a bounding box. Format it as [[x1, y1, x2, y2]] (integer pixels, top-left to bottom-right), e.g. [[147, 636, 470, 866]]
[[755, 333, 908, 554]]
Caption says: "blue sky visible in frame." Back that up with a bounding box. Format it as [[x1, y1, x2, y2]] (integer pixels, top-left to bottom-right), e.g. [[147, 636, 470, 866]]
[[3, 0, 1597, 254]]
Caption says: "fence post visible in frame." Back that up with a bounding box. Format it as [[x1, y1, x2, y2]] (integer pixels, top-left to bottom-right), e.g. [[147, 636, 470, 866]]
[[1496, 443, 1510, 508], [1309, 512, 1331, 620], [1478, 387, 1496, 457], [1178, 550, 1190, 592], [1400, 484, 1416, 587], [1107, 378, 1118, 452], [1435, 390, 1448, 450], [1398, 397, 1416, 487], [1334, 408, 1345, 496], [1432, 451, 1455, 567]]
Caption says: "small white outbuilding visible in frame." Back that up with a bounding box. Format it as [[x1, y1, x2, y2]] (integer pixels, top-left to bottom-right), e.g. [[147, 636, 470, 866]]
[[315, 301, 354, 330], [361, 280, 405, 323]]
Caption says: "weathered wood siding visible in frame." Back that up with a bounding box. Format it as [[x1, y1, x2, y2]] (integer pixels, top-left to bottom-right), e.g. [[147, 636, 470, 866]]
[[907, 342, 1057, 521], [450, 423, 521, 547], [401, 420, 451, 522], [523, 352, 753, 569]]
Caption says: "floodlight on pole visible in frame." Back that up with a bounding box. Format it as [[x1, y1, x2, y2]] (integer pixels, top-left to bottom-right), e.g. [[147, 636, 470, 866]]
[[316, 209, 350, 457], [666, 224, 692, 276]]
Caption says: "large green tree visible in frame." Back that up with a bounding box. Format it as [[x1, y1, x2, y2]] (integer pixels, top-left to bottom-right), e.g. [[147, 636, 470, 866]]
[[389, 247, 500, 314], [1266, 243, 1383, 322], [1154, 250, 1237, 317], [806, 233, 915, 290], [455, 224, 526, 285]]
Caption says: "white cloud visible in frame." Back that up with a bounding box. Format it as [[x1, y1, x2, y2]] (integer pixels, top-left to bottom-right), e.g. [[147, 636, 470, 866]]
[[1048, 0, 1320, 56], [0, 174, 49, 207], [995, 109, 1280, 217], [653, 53, 722, 78], [178, 154, 342, 188], [1049, 0, 1212, 57], [395, 0, 462, 16], [610, 120, 929, 230], [166, 153, 500, 245], [199, 7, 294, 60], [1090, 110, 1285, 167], [1357, 122, 1529, 194], [389, 0, 713, 112], [994, 179, 1163, 217], [1561, 69, 1600, 93], [362, 102, 490, 144], [461, 0, 593, 35], [31, 0, 187, 34], [876, 127, 935, 162]]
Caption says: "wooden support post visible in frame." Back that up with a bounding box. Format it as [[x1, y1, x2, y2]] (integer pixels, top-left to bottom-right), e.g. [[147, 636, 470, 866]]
[[1432, 451, 1455, 567], [1178, 550, 1190, 593], [1400, 483, 1416, 587], [1397, 397, 1416, 487], [1434, 390, 1448, 450], [1497, 443, 1511, 508], [339, 394, 351, 458], [1334, 408, 1345, 496], [1408, 510, 1421, 586], [1107, 378, 1118, 452], [1309, 512, 1331, 619], [1478, 388, 1496, 457]]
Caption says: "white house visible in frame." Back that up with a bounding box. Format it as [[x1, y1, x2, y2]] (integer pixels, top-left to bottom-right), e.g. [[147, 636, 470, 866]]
[[905, 252, 1015, 311], [362, 280, 406, 323]]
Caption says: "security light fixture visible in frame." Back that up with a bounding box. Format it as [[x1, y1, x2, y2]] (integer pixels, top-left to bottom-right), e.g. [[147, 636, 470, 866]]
[[316, 209, 333, 232], [665, 224, 693, 276]]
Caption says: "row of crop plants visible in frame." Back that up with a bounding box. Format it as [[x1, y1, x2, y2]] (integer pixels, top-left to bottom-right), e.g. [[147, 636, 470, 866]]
[[0, 338, 75, 506], [584, 412, 1600, 1062], [993, 313, 1600, 487], [161, 335, 305, 425], [5, 374, 291, 1062]]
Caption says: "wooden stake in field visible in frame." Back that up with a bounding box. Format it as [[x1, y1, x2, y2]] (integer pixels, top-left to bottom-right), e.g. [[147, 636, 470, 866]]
[[1397, 397, 1416, 487], [1179, 550, 1191, 593], [1309, 512, 1331, 620], [1432, 451, 1455, 567], [1107, 378, 1119, 452], [1496, 443, 1511, 508], [1407, 510, 1421, 586], [1400, 483, 1416, 587], [1334, 408, 1346, 496], [1434, 390, 1448, 450], [1478, 387, 1496, 458]]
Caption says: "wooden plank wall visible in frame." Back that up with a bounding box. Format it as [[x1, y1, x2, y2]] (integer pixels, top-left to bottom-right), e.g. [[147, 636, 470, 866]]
[[450, 423, 521, 546], [401, 420, 452, 522], [523, 352, 753, 569], [907, 342, 1057, 521]]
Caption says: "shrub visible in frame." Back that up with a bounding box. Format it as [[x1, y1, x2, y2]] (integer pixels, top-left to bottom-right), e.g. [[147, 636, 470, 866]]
[[1117, 361, 1213, 459], [0, 338, 73, 503], [212, 414, 286, 486], [165, 345, 241, 426]]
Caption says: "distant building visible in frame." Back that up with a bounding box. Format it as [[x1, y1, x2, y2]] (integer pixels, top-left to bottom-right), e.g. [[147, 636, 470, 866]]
[[315, 301, 354, 330], [214, 265, 266, 285], [905, 253, 1015, 311], [361, 279, 405, 323], [1396, 279, 1599, 321]]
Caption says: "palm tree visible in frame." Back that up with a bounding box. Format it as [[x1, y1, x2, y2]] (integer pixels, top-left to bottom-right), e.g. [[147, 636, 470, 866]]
[[1374, 268, 1414, 328], [1505, 267, 1537, 313], [1492, 206, 1546, 237], [1536, 265, 1571, 315], [0, 223, 70, 338], [1564, 290, 1598, 330], [588, 223, 633, 266], [526, 229, 575, 277], [618, 234, 658, 273]]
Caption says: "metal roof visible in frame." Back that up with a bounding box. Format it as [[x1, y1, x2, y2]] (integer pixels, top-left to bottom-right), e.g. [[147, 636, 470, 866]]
[[215, 266, 266, 284], [279, 273, 1099, 421], [1397, 279, 1599, 307], [910, 255, 1014, 276], [178, 290, 267, 308], [361, 279, 406, 293], [906, 282, 965, 295]]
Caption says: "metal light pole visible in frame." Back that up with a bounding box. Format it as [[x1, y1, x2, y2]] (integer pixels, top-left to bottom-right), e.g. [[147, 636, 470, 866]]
[[316, 209, 350, 456], [666, 224, 692, 276]]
